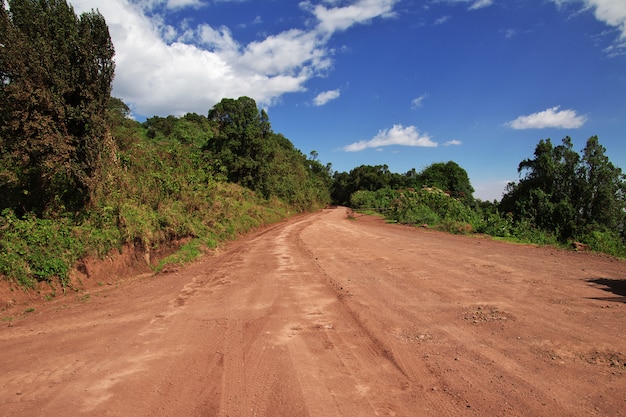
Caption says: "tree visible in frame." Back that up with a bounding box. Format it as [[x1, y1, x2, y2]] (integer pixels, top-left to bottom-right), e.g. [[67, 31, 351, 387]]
[[203, 97, 331, 209], [330, 162, 475, 207], [204, 97, 271, 190], [0, 0, 115, 215], [578, 136, 625, 236], [500, 136, 625, 241], [418, 161, 475, 206]]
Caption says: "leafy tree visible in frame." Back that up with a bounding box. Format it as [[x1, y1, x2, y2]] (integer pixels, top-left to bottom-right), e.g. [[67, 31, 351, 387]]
[[331, 171, 351, 206], [330, 164, 393, 205], [330, 162, 475, 207], [418, 161, 475, 206], [142, 113, 213, 148], [500, 136, 625, 242], [578, 136, 625, 236], [0, 0, 115, 215], [501, 138, 580, 238], [204, 97, 271, 190], [202, 97, 331, 209]]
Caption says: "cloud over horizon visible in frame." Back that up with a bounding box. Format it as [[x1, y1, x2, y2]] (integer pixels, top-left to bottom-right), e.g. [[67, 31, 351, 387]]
[[343, 125, 437, 152], [68, 0, 399, 117], [506, 106, 587, 129]]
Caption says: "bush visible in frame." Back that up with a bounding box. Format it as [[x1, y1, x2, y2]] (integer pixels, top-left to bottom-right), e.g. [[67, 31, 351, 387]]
[[581, 230, 626, 258], [0, 210, 84, 288], [475, 212, 514, 237], [387, 188, 476, 226]]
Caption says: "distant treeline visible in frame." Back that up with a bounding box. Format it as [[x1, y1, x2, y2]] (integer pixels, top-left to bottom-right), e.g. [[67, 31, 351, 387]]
[[342, 136, 625, 257]]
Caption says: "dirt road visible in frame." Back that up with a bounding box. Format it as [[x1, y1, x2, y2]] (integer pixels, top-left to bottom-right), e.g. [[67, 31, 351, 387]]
[[1, 207, 625, 416]]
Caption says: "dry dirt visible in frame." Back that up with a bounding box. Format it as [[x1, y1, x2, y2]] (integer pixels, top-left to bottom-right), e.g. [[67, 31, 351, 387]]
[[1, 207, 625, 417]]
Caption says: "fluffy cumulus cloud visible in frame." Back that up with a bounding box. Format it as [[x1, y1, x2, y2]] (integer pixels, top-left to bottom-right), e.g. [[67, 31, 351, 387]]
[[343, 125, 437, 152], [67, 0, 398, 117], [506, 106, 587, 129], [305, 0, 398, 34], [313, 89, 341, 106]]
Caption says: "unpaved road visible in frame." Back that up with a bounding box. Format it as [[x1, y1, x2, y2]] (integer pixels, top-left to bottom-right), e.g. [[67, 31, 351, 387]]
[[1, 207, 625, 416]]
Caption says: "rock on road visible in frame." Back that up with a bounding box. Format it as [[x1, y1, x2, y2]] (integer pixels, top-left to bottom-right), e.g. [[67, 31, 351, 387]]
[[1, 207, 625, 416]]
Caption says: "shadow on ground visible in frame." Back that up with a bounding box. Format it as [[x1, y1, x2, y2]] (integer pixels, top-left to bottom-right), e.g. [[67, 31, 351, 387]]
[[587, 278, 626, 303]]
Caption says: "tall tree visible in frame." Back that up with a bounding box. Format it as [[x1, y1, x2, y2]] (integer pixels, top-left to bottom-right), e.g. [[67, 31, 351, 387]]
[[204, 97, 271, 190], [578, 136, 625, 235], [500, 136, 625, 241], [0, 0, 115, 215]]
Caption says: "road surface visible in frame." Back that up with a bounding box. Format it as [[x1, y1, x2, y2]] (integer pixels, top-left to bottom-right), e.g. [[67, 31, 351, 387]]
[[1, 207, 625, 416]]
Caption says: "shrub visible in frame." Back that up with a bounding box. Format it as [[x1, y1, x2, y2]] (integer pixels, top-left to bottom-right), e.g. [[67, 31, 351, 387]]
[[580, 230, 626, 258]]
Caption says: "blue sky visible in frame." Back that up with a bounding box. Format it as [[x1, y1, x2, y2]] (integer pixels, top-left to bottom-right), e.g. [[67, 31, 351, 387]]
[[68, 0, 626, 201]]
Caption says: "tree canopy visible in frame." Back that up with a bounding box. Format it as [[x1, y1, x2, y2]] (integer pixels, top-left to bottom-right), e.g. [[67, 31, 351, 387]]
[[0, 0, 115, 215], [201, 97, 332, 209], [500, 136, 625, 241], [331, 162, 475, 207]]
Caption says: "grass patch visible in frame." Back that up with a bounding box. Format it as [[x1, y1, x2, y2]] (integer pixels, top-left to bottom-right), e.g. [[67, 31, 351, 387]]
[[154, 239, 204, 273]]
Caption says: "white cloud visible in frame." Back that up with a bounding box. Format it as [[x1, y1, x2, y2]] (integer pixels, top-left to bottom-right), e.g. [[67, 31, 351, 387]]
[[166, 0, 203, 8], [239, 29, 330, 76], [438, 0, 494, 11], [68, 0, 398, 117], [313, 89, 341, 106], [305, 0, 398, 35], [411, 94, 428, 109], [506, 106, 587, 129], [468, 0, 493, 10], [434, 15, 451, 25], [565, 0, 626, 38], [443, 139, 462, 146], [552, 0, 626, 54], [343, 124, 437, 152]]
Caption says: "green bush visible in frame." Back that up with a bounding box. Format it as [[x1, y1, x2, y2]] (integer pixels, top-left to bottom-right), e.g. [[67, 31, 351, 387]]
[[475, 212, 514, 237], [0, 210, 84, 288], [581, 230, 626, 258], [387, 188, 476, 226]]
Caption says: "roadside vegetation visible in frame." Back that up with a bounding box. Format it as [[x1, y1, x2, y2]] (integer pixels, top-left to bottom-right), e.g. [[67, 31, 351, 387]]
[[341, 137, 625, 258], [1, 0, 624, 293], [0, 0, 331, 290]]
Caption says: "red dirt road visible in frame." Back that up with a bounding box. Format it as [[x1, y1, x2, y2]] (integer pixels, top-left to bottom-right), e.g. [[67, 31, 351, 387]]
[[1, 207, 625, 416]]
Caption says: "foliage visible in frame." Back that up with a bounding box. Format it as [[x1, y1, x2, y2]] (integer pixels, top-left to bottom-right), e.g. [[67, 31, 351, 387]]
[[419, 161, 475, 206], [154, 239, 204, 274], [0, 91, 331, 287], [204, 96, 272, 189], [349, 188, 397, 211], [332, 162, 475, 207], [0, 0, 115, 215], [580, 230, 626, 258], [204, 97, 332, 209], [350, 187, 477, 233], [500, 136, 625, 243], [388, 188, 478, 231], [0, 210, 83, 288]]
